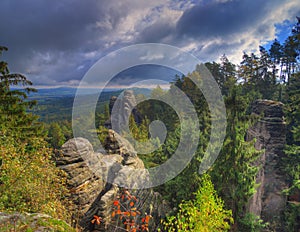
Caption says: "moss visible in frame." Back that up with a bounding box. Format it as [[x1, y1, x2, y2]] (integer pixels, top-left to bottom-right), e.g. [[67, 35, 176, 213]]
[[0, 213, 76, 232]]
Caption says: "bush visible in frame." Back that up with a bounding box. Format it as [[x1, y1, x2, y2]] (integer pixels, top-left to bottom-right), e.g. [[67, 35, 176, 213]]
[[162, 174, 233, 232], [0, 135, 69, 220]]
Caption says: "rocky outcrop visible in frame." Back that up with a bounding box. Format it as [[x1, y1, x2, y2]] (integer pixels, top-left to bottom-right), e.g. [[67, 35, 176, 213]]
[[56, 137, 106, 224], [56, 130, 168, 231], [105, 90, 143, 129], [247, 100, 287, 231]]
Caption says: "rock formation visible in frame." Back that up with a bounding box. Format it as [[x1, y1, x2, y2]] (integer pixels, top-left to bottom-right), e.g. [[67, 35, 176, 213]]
[[104, 90, 143, 129], [247, 100, 287, 231], [56, 130, 169, 231]]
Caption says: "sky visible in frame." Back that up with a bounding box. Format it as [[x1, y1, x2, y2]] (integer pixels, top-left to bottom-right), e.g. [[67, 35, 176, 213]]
[[0, 0, 300, 88]]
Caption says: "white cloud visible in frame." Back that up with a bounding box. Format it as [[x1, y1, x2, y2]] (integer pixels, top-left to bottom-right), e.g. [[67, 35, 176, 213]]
[[140, 52, 165, 61], [179, 0, 300, 64]]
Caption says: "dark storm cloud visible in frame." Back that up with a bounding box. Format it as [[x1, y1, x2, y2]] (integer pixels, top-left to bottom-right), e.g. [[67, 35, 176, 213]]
[[137, 21, 175, 43], [0, 0, 298, 86], [0, 1, 103, 50], [0, 0, 119, 84], [176, 0, 274, 39]]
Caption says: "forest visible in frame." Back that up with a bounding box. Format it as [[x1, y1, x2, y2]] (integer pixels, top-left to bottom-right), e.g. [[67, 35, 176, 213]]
[[0, 17, 300, 232]]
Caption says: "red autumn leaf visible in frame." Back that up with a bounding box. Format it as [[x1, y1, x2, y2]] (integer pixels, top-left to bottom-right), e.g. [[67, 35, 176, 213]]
[[113, 200, 119, 206]]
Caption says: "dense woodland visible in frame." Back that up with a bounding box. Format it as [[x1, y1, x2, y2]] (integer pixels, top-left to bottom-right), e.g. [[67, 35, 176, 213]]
[[0, 18, 300, 231]]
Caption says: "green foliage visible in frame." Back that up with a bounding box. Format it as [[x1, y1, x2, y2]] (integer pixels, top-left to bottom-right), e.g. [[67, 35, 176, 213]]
[[0, 46, 43, 140], [205, 55, 237, 96], [0, 214, 76, 232], [210, 85, 261, 230], [283, 69, 300, 231], [238, 50, 278, 100], [284, 202, 300, 232], [153, 115, 208, 208], [129, 115, 150, 143], [97, 125, 109, 147], [0, 126, 69, 219], [162, 174, 233, 232], [0, 47, 70, 223], [44, 120, 72, 149], [46, 122, 66, 149], [137, 86, 179, 132], [238, 213, 268, 232]]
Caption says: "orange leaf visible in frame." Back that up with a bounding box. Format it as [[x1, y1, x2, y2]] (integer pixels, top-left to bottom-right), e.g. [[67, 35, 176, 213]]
[[131, 212, 137, 217], [129, 201, 135, 207], [91, 215, 102, 225], [145, 215, 151, 223], [125, 211, 131, 216]]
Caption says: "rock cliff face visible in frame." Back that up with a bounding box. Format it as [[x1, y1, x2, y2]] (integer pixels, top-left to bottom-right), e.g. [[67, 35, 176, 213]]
[[247, 100, 287, 231], [56, 130, 168, 231]]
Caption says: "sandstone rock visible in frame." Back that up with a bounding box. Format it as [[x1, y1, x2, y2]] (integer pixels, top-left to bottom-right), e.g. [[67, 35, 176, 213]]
[[105, 90, 143, 129], [56, 138, 106, 228], [57, 130, 168, 231], [247, 99, 287, 231], [104, 129, 137, 158]]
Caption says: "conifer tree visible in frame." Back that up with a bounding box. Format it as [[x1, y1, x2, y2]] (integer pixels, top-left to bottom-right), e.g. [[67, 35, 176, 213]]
[[0, 47, 69, 221], [0, 46, 42, 140], [210, 85, 261, 231], [283, 71, 300, 231]]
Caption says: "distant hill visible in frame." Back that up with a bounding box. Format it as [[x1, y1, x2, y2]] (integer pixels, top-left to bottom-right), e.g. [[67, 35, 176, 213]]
[[27, 87, 152, 122]]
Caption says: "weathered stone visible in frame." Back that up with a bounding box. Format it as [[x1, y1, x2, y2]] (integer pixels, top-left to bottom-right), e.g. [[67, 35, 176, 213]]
[[104, 90, 143, 129], [104, 129, 137, 158], [56, 138, 106, 228], [247, 99, 287, 231], [57, 130, 168, 232]]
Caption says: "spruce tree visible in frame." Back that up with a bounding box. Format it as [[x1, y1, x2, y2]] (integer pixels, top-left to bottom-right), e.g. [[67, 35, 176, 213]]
[[0, 46, 41, 140], [210, 85, 261, 231]]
